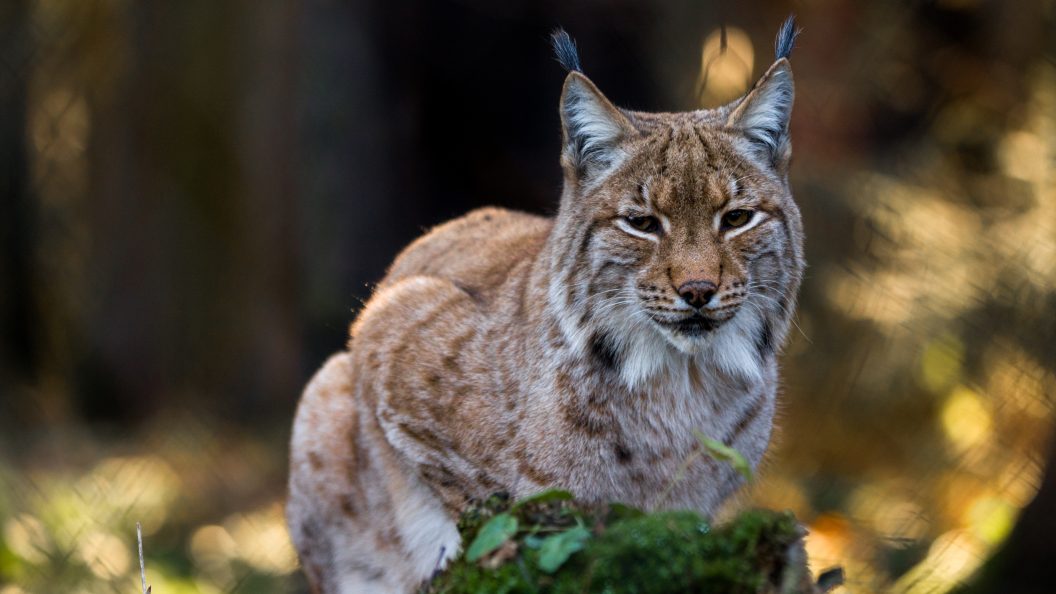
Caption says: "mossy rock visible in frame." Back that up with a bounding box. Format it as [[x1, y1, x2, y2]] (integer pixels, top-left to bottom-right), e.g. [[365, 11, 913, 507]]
[[422, 491, 841, 594]]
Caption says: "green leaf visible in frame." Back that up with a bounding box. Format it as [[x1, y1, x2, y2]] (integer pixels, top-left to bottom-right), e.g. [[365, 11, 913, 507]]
[[511, 488, 574, 511], [465, 513, 518, 562], [522, 535, 545, 549], [536, 526, 591, 573], [694, 431, 754, 482]]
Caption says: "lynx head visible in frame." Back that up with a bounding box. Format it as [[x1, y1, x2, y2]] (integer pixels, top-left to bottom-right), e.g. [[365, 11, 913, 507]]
[[547, 18, 805, 388]]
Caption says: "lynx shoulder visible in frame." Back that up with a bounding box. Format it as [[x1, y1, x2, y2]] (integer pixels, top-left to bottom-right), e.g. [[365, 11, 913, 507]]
[[288, 17, 805, 594]]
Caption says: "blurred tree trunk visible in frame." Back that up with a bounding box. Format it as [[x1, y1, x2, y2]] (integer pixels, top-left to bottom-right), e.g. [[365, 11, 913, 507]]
[[231, 0, 303, 416], [0, 0, 37, 394], [84, 1, 302, 421]]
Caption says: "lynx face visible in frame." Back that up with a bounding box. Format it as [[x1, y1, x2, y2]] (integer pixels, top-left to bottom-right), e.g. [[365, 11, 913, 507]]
[[551, 37, 803, 386], [586, 129, 799, 351]]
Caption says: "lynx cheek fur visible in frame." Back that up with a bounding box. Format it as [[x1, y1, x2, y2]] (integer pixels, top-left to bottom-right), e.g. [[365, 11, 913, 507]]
[[288, 18, 804, 594]]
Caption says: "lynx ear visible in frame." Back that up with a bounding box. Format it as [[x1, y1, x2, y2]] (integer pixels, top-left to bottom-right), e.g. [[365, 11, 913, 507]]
[[727, 59, 794, 166], [559, 72, 636, 180], [726, 16, 799, 167], [552, 28, 635, 181]]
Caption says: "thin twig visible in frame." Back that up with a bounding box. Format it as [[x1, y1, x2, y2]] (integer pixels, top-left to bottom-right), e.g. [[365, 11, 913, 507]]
[[655, 448, 704, 507], [137, 521, 150, 594]]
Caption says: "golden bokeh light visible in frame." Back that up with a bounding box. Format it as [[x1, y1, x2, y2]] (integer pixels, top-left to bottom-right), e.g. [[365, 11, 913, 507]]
[[918, 335, 964, 394], [747, 473, 812, 519], [804, 513, 853, 571], [189, 524, 240, 590], [3, 514, 51, 564], [940, 387, 992, 453], [992, 457, 1046, 510], [77, 530, 131, 579], [848, 482, 930, 542], [894, 530, 985, 594], [697, 27, 755, 105], [964, 495, 1016, 545], [223, 503, 300, 575], [998, 131, 1047, 182]]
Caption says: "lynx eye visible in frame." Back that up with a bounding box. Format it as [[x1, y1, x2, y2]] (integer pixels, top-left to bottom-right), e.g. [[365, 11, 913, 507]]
[[624, 215, 660, 234], [721, 209, 753, 230]]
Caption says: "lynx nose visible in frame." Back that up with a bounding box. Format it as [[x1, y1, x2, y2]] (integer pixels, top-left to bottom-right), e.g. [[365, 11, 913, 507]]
[[677, 280, 718, 309]]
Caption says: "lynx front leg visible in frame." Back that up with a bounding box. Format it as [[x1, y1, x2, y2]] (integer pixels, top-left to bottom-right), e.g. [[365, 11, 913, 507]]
[[287, 353, 460, 593]]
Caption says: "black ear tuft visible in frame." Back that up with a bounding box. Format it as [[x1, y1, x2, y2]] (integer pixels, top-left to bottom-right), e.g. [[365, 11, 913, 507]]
[[551, 28, 582, 73], [774, 15, 800, 60]]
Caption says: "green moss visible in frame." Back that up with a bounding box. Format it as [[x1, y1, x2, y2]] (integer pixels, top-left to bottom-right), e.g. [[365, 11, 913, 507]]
[[423, 493, 827, 594], [566, 510, 802, 594]]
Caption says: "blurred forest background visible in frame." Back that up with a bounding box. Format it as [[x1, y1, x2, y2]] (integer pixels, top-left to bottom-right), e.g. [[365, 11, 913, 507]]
[[1, 0, 1054, 592]]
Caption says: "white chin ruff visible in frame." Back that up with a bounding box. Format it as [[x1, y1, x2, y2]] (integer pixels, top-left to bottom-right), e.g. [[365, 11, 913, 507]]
[[617, 311, 765, 389]]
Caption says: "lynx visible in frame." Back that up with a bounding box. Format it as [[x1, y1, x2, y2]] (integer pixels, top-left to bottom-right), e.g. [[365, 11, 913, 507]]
[[288, 18, 804, 593]]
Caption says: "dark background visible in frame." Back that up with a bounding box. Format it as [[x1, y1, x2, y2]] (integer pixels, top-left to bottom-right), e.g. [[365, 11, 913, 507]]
[[1, 0, 1053, 592]]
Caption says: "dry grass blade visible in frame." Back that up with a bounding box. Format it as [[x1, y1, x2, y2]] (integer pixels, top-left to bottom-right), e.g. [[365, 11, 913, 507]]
[[137, 521, 151, 594]]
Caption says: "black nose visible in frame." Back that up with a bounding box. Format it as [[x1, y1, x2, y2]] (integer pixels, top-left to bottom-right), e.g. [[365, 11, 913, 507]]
[[677, 280, 718, 309]]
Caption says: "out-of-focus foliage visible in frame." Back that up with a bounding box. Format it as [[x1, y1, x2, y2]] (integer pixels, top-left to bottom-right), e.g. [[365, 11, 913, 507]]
[[0, 0, 1052, 593], [730, 4, 1056, 590], [0, 418, 299, 592]]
